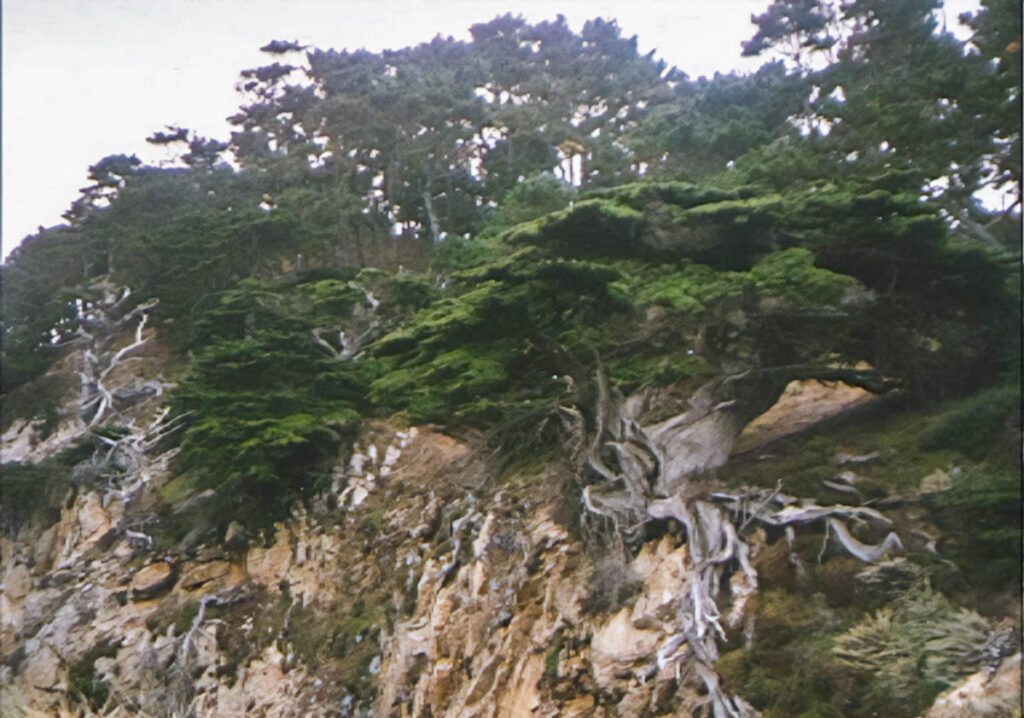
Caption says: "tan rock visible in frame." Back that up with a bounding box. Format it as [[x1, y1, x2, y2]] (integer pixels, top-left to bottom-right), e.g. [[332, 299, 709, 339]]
[[561, 695, 598, 718], [20, 638, 61, 690], [78, 492, 112, 541], [32, 526, 57, 573], [591, 608, 661, 687], [420, 657, 457, 712], [245, 525, 292, 585], [920, 653, 1021, 717], [180, 560, 230, 591], [130, 562, 177, 601], [735, 379, 876, 454], [919, 468, 952, 494], [631, 537, 688, 629], [3, 563, 32, 601]]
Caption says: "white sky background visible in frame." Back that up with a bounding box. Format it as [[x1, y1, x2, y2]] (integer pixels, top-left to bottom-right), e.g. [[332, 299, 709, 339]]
[[2, 0, 980, 260]]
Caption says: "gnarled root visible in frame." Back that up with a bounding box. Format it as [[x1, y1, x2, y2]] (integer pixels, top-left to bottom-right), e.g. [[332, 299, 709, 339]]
[[573, 365, 902, 713]]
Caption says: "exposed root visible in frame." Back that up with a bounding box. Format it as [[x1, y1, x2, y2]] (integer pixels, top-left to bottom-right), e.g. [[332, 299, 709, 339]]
[[571, 365, 903, 713]]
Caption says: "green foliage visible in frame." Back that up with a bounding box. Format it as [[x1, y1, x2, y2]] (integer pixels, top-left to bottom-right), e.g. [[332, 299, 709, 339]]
[[432, 235, 508, 273], [585, 181, 747, 211], [1, 371, 77, 433], [68, 640, 119, 712], [0, 462, 68, 533], [749, 247, 856, 307], [833, 585, 991, 713], [923, 384, 1019, 458], [932, 466, 1022, 591], [484, 172, 572, 232], [543, 641, 562, 677], [501, 199, 646, 257], [0, 435, 104, 534], [371, 252, 629, 423], [0, 225, 104, 393], [1, 11, 1017, 584], [171, 276, 377, 533]]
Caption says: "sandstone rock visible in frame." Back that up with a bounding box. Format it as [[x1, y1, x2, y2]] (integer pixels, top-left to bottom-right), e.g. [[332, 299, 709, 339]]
[[181, 561, 230, 591], [919, 468, 952, 494], [245, 525, 292, 586], [78, 492, 113, 541], [591, 608, 661, 687], [734, 379, 877, 454], [562, 695, 598, 718], [130, 562, 177, 601], [631, 537, 688, 629], [196, 545, 226, 562], [19, 638, 61, 691], [3, 563, 32, 601], [18, 588, 71, 638], [920, 652, 1021, 718], [32, 526, 57, 574]]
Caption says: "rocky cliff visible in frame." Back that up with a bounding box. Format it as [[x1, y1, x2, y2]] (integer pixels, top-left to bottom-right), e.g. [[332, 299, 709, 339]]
[[1, 17, 1019, 713], [1, 301, 1018, 718]]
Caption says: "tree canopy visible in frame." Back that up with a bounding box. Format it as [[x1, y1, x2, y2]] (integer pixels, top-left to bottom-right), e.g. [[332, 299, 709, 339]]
[[2, 4, 1017, 540]]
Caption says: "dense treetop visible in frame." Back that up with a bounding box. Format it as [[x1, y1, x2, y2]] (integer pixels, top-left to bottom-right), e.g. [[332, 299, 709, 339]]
[[1, 2, 1018, 533]]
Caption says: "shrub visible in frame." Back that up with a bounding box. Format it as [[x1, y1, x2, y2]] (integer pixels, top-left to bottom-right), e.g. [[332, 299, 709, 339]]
[[833, 585, 991, 714], [923, 385, 1019, 459]]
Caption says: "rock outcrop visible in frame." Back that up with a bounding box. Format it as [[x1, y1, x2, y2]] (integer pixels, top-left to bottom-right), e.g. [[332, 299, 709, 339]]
[[1, 316, 1019, 718]]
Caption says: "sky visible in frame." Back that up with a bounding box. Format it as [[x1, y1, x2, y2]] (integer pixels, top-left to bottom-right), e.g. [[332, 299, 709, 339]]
[[2, 0, 980, 260]]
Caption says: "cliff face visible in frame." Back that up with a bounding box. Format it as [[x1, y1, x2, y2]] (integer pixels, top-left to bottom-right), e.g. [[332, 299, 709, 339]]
[[1, 312, 1018, 718], [2, 10, 1020, 713]]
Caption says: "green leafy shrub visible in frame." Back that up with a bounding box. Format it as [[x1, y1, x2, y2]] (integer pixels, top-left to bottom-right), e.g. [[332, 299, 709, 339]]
[[370, 254, 630, 423], [932, 466, 1022, 590], [833, 585, 991, 714], [923, 384, 1019, 458], [170, 277, 377, 534], [484, 172, 572, 232]]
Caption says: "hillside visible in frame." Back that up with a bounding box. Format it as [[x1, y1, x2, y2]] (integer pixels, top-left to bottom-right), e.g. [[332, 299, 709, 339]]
[[1, 6, 1021, 717]]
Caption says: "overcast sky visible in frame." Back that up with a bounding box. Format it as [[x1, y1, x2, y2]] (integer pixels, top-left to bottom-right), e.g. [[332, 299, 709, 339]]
[[2, 0, 978, 260]]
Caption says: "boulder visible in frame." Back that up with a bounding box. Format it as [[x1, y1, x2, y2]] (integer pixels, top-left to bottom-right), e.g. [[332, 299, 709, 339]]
[[181, 560, 230, 591], [130, 561, 177, 601]]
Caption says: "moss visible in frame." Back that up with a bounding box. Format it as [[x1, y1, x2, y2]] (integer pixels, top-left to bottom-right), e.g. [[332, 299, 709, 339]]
[[816, 557, 863, 609], [173, 599, 201, 636], [159, 473, 200, 506], [718, 392, 1000, 497], [543, 640, 562, 677], [716, 648, 749, 693], [145, 599, 201, 637], [285, 591, 387, 706], [832, 586, 991, 714]]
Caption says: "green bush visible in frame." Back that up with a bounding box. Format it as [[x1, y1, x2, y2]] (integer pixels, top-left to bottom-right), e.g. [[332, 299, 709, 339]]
[[923, 385, 1019, 458], [932, 465, 1022, 590], [833, 585, 991, 715]]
